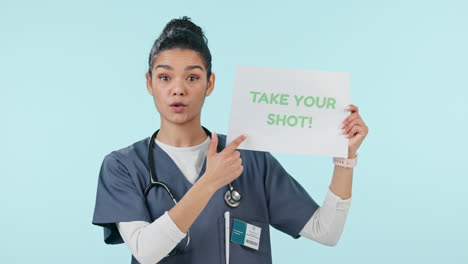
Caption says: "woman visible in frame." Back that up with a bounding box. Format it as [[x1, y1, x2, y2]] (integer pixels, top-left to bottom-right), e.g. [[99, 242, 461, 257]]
[[92, 16, 368, 264]]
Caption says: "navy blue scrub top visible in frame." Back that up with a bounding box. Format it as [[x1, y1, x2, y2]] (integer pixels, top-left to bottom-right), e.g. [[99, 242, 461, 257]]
[[92, 133, 319, 264]]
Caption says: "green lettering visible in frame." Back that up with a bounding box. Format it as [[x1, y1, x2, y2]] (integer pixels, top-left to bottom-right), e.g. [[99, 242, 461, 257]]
[[258, 93, 269, 104], [266, 113, 275, 125], [316, 97, 327, 108], [293, 95, 304, 106], [269, 93, 280, 104], [287, 115, 298, 127], [298, 116, 308, 128], [280, 94, 289, 105], [275, 114, 286, 126], [327, 97, 336, 109], [250, 91, 261, 103], [304, 96, 315, 107]]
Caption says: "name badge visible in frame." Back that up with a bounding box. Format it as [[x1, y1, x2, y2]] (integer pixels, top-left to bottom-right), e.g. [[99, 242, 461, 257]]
[[231, 218, 262, 250]]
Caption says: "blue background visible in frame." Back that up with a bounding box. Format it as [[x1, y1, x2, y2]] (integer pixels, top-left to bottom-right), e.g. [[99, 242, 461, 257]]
[[2, 0, 467, 263]]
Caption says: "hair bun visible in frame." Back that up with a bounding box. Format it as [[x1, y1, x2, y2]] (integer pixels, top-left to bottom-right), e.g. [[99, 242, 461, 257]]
[[162, 16, 204, 40]]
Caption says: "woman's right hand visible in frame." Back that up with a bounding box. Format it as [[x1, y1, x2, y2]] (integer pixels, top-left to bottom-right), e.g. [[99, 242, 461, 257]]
[[203, 132, 247, 191], [168, 132, 248, 234]]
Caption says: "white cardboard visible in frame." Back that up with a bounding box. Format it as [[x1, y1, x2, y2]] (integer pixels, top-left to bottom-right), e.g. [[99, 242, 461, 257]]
[[226, 65, 350, 158]]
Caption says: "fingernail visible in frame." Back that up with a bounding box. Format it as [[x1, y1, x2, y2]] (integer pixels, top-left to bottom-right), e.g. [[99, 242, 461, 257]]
[[341, 129, 346, 134]]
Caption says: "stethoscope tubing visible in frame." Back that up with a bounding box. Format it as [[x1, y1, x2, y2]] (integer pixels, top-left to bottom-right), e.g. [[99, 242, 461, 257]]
[[146, 127, 237, 201], [144, 126, 241, 256]]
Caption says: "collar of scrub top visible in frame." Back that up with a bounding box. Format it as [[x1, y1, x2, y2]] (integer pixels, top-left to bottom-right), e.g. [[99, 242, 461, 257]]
[[146, 126, 242, 208], [147, 126, 212, 190]]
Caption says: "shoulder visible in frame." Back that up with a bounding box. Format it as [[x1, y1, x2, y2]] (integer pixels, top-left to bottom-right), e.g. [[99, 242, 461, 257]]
[[98, 137, 150, 181], [97, 137, 151, 188], [104, 137, 150, 165]]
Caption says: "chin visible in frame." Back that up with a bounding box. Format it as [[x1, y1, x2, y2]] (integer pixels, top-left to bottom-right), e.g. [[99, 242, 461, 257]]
[[163, 114, 198, 126]]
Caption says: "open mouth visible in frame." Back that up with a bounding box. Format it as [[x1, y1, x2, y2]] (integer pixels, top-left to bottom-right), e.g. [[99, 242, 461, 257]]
[[170, 102, 187, 112], [170, 102, 187, 107]]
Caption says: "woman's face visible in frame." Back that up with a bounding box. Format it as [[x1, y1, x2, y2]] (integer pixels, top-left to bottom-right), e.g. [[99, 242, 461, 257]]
[[146, 48, 215, 127]]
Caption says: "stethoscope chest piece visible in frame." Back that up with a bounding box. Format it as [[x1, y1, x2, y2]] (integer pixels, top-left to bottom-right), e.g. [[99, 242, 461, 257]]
[[224, 188, 241, 208]]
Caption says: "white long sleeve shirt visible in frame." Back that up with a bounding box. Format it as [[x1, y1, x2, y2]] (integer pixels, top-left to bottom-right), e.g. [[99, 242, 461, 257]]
[[117, 137, 351, 264]]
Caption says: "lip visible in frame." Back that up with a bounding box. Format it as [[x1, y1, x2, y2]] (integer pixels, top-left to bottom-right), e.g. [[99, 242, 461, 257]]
[[170, 102, 187, 107], [170, 102, 187, 113]]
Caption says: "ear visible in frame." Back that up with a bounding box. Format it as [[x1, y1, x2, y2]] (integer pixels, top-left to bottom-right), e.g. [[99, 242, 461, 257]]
[[145, 72, 154, 96], [205, 72, 216, 97]]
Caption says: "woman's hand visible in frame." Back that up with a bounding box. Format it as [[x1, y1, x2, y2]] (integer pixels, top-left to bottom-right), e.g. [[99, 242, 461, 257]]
[[341, 104, 369, 157], [202, 133, 247, 191], [168, 133, 247, 233]]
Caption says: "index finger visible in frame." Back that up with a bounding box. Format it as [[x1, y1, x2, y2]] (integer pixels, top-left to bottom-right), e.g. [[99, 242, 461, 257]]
[[346, 104, 359, 113], [224, 134, 247, 153]]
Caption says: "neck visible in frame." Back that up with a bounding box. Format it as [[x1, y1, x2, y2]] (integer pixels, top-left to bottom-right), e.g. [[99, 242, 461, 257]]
[[156, 119, 208, 147]]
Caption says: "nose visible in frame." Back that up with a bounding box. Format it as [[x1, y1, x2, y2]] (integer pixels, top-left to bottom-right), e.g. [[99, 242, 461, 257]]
[[172, 78, 186, 96]]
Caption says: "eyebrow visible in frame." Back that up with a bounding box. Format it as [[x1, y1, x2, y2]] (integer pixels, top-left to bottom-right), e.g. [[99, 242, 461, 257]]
[[154, 64, 205, 71]]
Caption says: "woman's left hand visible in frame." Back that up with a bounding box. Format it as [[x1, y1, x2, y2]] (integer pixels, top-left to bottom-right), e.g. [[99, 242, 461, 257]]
[[341, 104, 369, 157]]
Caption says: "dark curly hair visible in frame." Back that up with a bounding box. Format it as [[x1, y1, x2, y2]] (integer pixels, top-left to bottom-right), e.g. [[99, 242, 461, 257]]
[[147, 16, 212, 79]]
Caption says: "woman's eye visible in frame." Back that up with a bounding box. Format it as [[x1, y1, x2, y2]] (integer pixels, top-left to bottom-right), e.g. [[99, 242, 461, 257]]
[[187, 76, 199, 81], [159, 75, 169, 81]]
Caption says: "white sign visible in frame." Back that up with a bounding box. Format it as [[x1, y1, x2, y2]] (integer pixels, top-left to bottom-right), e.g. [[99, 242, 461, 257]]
[[226, 65, 350, 158]]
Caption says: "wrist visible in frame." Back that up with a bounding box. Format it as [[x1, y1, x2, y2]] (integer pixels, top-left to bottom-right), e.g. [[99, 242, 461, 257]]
[[196, 174, 217, 195], [333, 152, 358, 168], [347, 151, 357, 159]]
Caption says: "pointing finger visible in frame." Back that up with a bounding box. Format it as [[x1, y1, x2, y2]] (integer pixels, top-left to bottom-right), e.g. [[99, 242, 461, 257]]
[[224, 134, 247, 153], [346, 104, 359, 113]]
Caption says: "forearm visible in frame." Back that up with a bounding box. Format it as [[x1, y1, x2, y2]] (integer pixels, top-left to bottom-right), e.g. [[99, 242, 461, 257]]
[[299, 189, 351, 246], [168, 175, 216, 233], [329, 151, 355, 200], [117, 175, 218, 263], [169, 133, 247, 233], [117, 212, 185, 264]]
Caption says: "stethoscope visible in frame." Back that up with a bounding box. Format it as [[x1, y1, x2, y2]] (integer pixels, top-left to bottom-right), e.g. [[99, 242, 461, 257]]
[[143, 126, 242, 255]]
